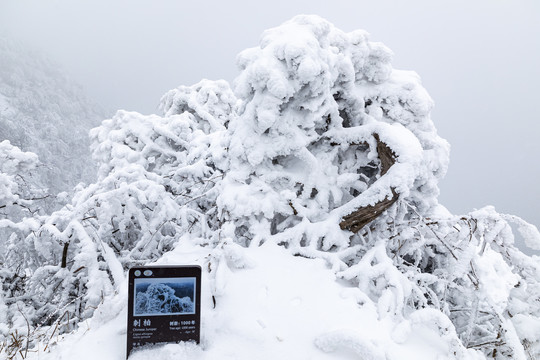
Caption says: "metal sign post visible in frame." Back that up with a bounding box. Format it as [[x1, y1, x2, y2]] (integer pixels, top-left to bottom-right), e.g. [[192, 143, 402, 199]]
[[126, 266, 201, 358]]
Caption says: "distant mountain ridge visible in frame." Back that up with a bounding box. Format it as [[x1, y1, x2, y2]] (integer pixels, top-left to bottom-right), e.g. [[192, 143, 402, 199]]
[[0, 38, 104, 201]]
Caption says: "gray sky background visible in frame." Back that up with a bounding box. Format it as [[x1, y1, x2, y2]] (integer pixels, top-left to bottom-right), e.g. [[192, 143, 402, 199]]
[[1, 1, 539, 245]]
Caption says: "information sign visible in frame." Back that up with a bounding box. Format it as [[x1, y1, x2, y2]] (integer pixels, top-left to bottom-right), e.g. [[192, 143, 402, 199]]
[[126, 266, 201, 358]]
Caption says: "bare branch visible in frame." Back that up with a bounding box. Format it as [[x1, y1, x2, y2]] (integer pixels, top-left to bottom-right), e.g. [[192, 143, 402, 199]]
[[340, 134, 399, 233]]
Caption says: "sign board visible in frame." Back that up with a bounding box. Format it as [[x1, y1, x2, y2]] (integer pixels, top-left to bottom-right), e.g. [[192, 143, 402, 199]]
[[126, 266, 201, 358]]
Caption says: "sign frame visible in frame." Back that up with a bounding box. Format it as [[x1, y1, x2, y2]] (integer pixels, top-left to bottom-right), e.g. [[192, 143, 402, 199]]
[[126, 265, 201, 358]]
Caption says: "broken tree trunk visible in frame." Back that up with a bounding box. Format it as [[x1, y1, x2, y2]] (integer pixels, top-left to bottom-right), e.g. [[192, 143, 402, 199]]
[[339, 134, 399, 233]]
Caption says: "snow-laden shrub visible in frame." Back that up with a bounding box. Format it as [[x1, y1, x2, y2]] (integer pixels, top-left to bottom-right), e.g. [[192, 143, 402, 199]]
[[0, 140, 43, 258], [0, 141, 44, 353], [2, 15, 540, 360], [1, 80, 234, 340], [0, 140, 40, 224]]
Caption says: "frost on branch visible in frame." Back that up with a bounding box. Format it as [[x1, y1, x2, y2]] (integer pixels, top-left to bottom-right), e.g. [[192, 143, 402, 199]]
[[0, 141, 38, 216], [160, 79, 236, 132], [0, 140, 41, 233]]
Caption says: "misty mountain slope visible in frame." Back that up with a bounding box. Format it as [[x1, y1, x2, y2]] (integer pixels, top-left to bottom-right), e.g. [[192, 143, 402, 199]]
[[0, 38, 104, 200], [2, 15, 540, 360]]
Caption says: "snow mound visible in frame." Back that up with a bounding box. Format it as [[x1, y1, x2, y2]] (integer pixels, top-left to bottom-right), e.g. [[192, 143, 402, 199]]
[[20, 243, 482, 360]]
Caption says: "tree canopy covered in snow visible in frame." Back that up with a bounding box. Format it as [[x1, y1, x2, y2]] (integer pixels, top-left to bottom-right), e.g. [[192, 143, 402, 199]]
[[1, 15, 540, 360], [135, 282, 194, 315]]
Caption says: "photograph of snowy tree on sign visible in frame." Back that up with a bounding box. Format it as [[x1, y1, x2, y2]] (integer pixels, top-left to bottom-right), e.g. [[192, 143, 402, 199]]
[[1, 14, 540, 360], [134, 279, 195, 316]]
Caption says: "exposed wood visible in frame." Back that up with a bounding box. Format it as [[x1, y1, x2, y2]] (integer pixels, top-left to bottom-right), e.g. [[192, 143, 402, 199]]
[[340, 188, 398, 233], [61, 243, 69, 268], [339, 134, 399, 233], [373, 133, 396, 176]]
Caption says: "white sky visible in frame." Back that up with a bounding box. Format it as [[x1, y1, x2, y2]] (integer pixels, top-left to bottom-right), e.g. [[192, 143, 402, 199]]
[[1, 0, 539, 244]]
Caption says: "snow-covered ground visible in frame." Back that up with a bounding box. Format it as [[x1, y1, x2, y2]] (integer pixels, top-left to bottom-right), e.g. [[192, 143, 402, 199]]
[[23, 242, 483, 360]]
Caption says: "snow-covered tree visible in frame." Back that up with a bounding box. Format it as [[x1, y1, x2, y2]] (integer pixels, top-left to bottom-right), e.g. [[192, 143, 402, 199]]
[[214, 16, 540, 358], [0, 140, 41, 224], [0, 79, 235, 343], [0, 39, 104, 347], [135, 283, 194, 315], [0, 140, 43, 259], [219, 15, 448, 251], [0, 140, 43, 352]]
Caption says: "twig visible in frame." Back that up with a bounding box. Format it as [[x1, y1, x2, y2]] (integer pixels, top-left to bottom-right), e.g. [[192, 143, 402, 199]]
[[17, 304, 31, 358]]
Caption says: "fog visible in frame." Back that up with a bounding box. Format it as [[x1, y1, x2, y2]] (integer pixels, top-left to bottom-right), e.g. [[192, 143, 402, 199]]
[[1, 1, 539, 239]]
